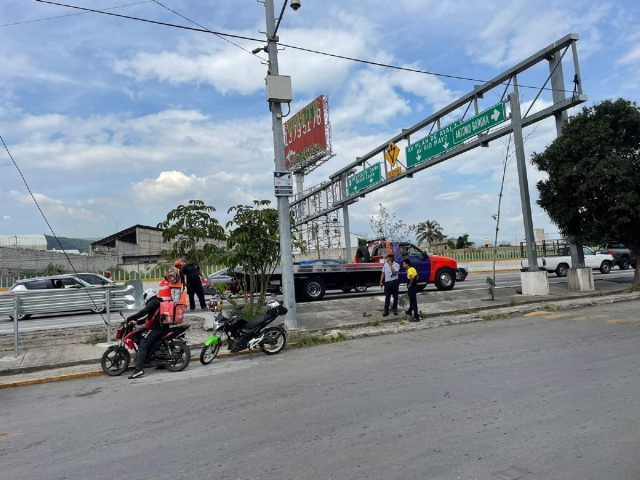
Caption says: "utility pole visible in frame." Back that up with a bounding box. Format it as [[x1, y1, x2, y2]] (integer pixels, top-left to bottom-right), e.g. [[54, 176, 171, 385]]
[[263, 0, 297, 328]]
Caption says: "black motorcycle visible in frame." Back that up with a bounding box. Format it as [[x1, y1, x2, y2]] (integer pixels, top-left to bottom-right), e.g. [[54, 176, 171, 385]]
[[200, 298, 288, 365], [101, 312, 191, 376]]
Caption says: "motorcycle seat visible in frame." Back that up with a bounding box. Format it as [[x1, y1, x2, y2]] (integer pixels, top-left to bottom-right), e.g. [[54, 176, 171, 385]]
[[244, 314, 271, 330]]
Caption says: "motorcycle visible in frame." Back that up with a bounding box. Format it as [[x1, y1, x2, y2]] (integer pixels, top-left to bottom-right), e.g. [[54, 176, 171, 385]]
[[101, 311, 191, 376], [200, 295, 288, 365]]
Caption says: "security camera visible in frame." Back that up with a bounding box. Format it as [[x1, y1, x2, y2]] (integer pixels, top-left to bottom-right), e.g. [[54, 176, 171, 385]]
[[290, 0, 301, 11]]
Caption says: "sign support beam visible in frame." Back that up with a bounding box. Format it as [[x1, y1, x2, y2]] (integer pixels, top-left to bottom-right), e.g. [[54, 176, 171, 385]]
[[510, 92, 539, 272]]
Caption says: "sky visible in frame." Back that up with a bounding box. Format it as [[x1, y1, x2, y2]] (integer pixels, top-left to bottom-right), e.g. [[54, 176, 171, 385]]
[[0, 0, 639, 246]]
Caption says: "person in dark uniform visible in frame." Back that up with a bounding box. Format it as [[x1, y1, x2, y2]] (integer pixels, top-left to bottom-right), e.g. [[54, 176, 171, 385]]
[[181, 256, 207, 310], [403, 259, 420, 322]]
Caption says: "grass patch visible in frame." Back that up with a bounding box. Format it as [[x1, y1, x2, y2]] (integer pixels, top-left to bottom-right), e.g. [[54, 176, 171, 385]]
[[399, 319, 408, 325], [626, 284, 640, 293], [291, 331, 347, 349], [508, 299, 521, 307], [541, 304, 557, 311], [453, 308, 473, 315], [371, 320, 381, 327], [86, 332, 108, 345], [479, 313, 510, 321]]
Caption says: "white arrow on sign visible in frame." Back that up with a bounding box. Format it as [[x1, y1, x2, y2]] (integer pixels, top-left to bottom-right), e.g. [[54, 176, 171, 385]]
[[491, 109, 500, 122], [443, 142, 449, 149]]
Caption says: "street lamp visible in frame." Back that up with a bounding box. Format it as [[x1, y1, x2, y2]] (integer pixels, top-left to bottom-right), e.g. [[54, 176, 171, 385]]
[[261, 0, 301, 329]]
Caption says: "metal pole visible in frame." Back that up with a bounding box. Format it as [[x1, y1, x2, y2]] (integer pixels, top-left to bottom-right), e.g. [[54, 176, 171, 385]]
[[509, 92, 539, 271], [13, 295, 19, 357], [106, 288, 112, 343], [340, 174, 352, 262], [264, 0, 297, 328], [548, 52, 584, 268]]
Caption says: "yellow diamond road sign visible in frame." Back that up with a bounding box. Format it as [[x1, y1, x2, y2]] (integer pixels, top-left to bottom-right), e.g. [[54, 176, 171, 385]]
[[385, 141, 400, 168]]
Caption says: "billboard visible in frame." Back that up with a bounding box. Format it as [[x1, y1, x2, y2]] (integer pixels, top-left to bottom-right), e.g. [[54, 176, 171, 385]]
[[284, 95, 328, 172]]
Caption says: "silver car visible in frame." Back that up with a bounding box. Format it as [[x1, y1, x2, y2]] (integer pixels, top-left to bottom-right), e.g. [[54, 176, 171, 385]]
[[6, 274, 103, 319]]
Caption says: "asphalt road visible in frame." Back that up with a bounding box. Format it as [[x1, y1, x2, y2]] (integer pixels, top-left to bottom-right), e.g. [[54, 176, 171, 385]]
[[2, 301, 640, 479], [0, 269, 635, 334]]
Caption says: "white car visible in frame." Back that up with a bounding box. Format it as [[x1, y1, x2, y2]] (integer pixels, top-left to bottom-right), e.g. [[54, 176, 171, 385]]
[[521, 246, 614, 277]]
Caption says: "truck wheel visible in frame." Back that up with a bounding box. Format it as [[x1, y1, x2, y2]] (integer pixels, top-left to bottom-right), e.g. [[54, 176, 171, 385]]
[[300, 278, 325, 302], [619, 258, 630, 270], [355, 246, 371, 263], [599, 261, 612, 274], [416, 284, 427, 292], [355, 285, 368, 293], [555, 263, 569, 277], [434, 269, 456, 291]]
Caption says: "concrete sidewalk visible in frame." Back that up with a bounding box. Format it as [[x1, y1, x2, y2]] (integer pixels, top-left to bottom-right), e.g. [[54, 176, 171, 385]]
[[1, 275, 637, 387]]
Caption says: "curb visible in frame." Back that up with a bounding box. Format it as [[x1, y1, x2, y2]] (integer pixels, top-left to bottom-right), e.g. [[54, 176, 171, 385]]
[[0, 369, 104, 389]]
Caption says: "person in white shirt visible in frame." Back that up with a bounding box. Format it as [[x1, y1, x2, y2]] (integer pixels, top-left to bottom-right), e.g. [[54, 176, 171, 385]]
[[379, 254, 400, 316]]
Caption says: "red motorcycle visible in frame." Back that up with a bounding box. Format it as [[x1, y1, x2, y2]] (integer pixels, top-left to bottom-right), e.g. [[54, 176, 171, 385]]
[[101, 312, 191, 376]]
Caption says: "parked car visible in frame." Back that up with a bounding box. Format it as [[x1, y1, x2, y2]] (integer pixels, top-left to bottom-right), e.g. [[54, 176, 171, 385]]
[[297, 259, 343, 266], [76, 273, 116, 286], [596, 241, 637, 270], [521, 246, 614, 277], [4, 274, 102, 319], [202, 268, 238, 297]]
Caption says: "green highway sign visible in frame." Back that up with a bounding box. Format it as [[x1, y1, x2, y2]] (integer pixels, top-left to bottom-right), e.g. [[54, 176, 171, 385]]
[[406, 102, 508, 168], [406, 119, 461, 168], [452, 102, 507, 145], [347, 163, 381, 196]]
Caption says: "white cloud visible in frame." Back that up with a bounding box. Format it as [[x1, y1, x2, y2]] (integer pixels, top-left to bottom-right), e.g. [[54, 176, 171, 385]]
[[130, 170, 271, 214], [9, 190, 94, 221], [618, 44, 640, 66], [2, 215, 11, 221], [435, 192, 463, 201]]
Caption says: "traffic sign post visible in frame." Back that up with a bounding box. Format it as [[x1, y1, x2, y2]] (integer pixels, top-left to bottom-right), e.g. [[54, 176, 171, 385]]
[[347, 163, 381, 196]]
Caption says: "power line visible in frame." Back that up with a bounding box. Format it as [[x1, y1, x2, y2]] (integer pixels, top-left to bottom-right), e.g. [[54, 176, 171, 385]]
[[34, 0, 576, 94], [150, 0, 266, 61], [0, 0, 153, 27]]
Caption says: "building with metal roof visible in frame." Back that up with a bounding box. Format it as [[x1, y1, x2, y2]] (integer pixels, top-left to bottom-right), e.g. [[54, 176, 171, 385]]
[[0, 234, 47, 251]]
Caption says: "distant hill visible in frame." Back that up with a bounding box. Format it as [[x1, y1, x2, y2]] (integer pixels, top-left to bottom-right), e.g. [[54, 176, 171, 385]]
[[44, 235, 93, 253]]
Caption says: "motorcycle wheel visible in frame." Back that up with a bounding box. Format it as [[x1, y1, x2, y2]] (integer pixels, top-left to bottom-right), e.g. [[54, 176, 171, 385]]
[[260, 327, 287, 355], [164, 340, 191, 372], [101, 346, 130, 376], [200, 342, 221, 365]]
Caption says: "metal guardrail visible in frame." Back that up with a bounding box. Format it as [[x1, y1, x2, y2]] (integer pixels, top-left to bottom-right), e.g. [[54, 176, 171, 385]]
[[0, 284, 138, 357]]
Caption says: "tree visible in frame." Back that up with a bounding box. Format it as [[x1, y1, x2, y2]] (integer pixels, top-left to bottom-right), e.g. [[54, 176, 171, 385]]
[[157, 200, 225, 262], [531, 98, 640, 285], [368, 204, 415, 242], [222, 200, 301, 312], [447, 239, 456, 250], [456, 234, 472, 249], [416, 220, 444, 246]]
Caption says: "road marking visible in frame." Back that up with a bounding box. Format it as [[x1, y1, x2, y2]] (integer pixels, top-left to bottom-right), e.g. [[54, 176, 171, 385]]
[[524, 311, 548, 317], [540, 313, 572, 320], [571, 315, 607, 322], [605, 318, 639, 324]]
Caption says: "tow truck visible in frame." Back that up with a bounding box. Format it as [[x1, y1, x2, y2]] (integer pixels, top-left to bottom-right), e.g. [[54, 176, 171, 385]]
[[269, 239, 459, 302]]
